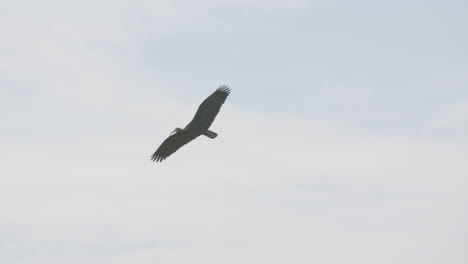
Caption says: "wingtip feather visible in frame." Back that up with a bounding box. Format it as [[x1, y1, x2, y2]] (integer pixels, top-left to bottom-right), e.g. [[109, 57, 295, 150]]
[[150, 153, 163, 162], [217, 84, 231, 94]]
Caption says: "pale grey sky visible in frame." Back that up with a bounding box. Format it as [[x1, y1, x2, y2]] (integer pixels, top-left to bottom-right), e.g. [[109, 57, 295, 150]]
[[1, 0, 467, 263]]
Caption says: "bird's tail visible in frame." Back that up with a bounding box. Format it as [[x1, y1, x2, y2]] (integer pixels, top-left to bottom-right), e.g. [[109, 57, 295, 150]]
[[203, 130, 218, 139]]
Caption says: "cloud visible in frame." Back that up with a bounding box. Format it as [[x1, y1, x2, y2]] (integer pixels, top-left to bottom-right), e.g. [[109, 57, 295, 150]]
[[1, 0, 467, 263], [1, 107, 467, 263], [428, 97, 468, 136]]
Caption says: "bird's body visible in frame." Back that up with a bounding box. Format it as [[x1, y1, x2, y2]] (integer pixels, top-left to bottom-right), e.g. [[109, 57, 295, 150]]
[[150, 85, 231, 162]]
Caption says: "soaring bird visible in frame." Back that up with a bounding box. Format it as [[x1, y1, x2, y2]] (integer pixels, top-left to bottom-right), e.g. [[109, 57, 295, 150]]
[[150, 85, 231, 162]]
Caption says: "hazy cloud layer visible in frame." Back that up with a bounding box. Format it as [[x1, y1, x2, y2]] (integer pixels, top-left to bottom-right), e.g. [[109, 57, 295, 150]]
[[1, 0, 467, 263]]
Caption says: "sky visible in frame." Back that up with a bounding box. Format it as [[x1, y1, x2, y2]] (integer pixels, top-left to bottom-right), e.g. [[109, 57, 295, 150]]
[[0, 0, 467, 263]]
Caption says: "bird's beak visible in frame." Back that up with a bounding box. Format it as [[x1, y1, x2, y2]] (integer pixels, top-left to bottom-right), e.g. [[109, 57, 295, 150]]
[[170, 128, 178, 136]]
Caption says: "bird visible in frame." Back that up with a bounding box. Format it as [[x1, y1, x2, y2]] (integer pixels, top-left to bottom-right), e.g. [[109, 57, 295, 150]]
[[150, 85, 231, 162]]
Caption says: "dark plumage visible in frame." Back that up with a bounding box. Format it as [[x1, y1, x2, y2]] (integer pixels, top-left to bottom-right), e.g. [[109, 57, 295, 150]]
[[150, 85, 231, 162]]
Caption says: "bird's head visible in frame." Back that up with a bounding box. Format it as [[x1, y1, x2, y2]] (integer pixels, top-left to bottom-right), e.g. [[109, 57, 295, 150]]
[[170, 127, 183, 136]]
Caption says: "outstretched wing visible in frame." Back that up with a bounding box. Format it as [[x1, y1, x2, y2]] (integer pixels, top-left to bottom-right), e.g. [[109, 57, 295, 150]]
[[190, 85, 231, 129], [150, 130, 200, 162]]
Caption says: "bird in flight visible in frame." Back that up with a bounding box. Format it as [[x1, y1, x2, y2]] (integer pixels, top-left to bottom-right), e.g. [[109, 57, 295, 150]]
[[150, 85, 231, 162]]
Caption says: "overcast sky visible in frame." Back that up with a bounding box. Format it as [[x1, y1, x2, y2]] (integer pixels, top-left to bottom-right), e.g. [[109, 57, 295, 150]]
[[1, 0, 467, 263]]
